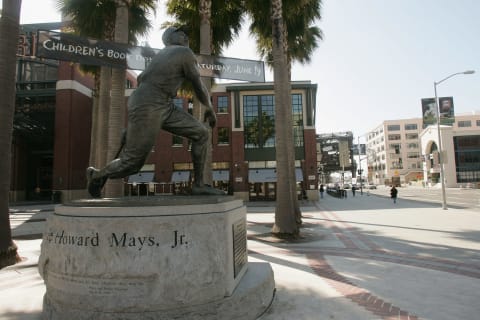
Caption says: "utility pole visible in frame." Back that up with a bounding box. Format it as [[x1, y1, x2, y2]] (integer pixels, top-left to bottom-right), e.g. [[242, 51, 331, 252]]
[[338, 140, 349, 197], [357, 136, 363, 195]]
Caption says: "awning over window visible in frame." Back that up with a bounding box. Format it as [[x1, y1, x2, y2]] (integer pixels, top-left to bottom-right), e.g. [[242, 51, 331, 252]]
[[171, 171, 191, 183], [248, 169, 276, 183], [248, 168, 304, 183], [127, 171, 154, 184], [213, 170, 230, 181]]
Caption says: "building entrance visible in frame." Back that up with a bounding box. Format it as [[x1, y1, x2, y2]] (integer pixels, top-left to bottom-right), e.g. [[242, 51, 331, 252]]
[[249, 182, 276, 201]]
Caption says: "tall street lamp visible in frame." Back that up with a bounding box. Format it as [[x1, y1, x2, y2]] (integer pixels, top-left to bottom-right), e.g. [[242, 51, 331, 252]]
[[434, 70, 475, 210]]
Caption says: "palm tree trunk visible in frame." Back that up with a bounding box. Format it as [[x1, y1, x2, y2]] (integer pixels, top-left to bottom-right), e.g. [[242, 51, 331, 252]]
[[88, 66, 112, 169], [271, 0, 299, 237], [104, 0, 128, 197], [199, 0, 213, 186], [286, 63, 302, 226], [0, 0, 21, 268], [89, 75, 100, 166], [97, 66, 112, 168]]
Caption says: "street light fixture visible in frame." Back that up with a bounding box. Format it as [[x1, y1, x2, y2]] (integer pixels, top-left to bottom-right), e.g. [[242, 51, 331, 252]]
[[434, 70, 475, 210]]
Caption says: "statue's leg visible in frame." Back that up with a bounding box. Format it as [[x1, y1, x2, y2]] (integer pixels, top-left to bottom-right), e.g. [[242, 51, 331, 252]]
[[163, 108, 224, 195], [87, 103, 164, 197]]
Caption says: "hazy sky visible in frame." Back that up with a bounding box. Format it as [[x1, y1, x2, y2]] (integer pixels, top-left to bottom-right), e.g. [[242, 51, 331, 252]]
[[11, 0, 480, 142]]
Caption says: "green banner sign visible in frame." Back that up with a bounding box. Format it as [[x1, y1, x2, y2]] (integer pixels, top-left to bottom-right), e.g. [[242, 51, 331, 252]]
[[421, 97, 455, 127]]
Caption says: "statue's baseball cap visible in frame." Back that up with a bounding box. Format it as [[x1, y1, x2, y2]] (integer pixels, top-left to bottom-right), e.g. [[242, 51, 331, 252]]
[[162, 25, 190, 46]]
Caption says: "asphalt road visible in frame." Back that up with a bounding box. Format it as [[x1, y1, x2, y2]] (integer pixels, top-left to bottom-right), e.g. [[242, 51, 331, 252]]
[[356, 185, 480, 211]]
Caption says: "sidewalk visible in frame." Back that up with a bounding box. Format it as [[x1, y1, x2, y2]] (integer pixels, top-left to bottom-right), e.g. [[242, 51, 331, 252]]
[[2, 195, 480, 319]]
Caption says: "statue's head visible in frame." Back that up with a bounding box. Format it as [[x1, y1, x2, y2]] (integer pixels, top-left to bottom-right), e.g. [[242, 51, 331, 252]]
[[162, 26, 189, 47]]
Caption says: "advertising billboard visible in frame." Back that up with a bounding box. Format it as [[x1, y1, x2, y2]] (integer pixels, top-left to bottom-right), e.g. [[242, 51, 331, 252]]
[[421, 96, 455, 127], [438, 96, 455, 125], [421, 98, 437, 126]]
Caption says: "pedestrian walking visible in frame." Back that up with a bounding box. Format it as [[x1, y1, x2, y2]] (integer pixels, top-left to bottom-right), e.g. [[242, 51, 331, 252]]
[[351, 185, 356, 197], [319, 184, 324, 199], [390, 185, 398, 204]]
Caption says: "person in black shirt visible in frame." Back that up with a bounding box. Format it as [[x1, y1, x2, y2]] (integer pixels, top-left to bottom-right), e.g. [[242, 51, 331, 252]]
[[390, 186, 398, 204]]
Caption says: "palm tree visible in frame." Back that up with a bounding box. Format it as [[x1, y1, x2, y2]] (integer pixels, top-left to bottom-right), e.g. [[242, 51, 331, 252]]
[[165, 0, 244, 56], [245, 0, 323, 237], [247, 0, 322, 68], [198, 0, 213, 186], [104, 0, 129, 197], [0, 0, 22, 268], [57, 0, 156, 197], [57, 0, 116, 170], [165, 0, 322, 237], [166, 0, 244, 186], [269, 0, 298, 237]]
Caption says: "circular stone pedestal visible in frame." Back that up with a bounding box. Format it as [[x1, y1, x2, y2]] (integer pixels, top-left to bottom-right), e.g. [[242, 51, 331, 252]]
[[38, 196, 274, 320]]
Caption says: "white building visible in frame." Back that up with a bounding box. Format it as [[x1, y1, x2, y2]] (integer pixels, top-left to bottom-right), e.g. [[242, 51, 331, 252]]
[[420, 112, 480, 188], [367, 113, 480, 187], [367, 118, 423, 186]]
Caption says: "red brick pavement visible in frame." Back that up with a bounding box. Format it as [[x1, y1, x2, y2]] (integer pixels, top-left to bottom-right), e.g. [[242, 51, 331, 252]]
[[248, 202, 480, 320]]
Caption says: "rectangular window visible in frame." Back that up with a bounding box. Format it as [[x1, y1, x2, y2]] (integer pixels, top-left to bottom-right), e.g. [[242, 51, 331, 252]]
[[407, 143, 419, 149], [391, 159, 403, 169], [458, 120, 472, 127], [404, 123, 418, 130], [173, 162, 193, 170], [172, 135, 183, 146], [217, 96, 228, 113], [387, 124, 400, 131], [260, 96, 275, 148], [389, 143, 401, 152], [243, 95, 275, 149], [405, 133, 418, 140], [388, 134, 401, 141], [212, 162, 230, 169], [217, 127, 229, 145], [476, 119, 480, 126], [407, 152, 420, 159], [454, 135, 480, 183], [243, 94, 304, 150], [292, 94, 304, 147]]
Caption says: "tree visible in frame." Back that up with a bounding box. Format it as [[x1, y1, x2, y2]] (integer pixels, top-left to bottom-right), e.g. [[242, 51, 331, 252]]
[[244, 0, 322, 237], [57, 0, 116, 170], [57, 0, 156, 197], [198, 0, 213, 186], [269, 0, 298, 237], [103, 0, 129, 197], [165, 0, 244, 56], [165, 0, 323, 237], [166, 0, 244, 186], [247, 0, 322, 67], [0, 0, 22, 268]]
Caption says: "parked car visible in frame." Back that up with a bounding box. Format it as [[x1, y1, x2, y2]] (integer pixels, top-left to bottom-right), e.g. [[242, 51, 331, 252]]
[[367, 184, 377, 189]]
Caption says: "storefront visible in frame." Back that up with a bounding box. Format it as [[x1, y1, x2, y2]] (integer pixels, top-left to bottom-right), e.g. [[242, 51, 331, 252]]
[[247, 168, 304, 201]]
